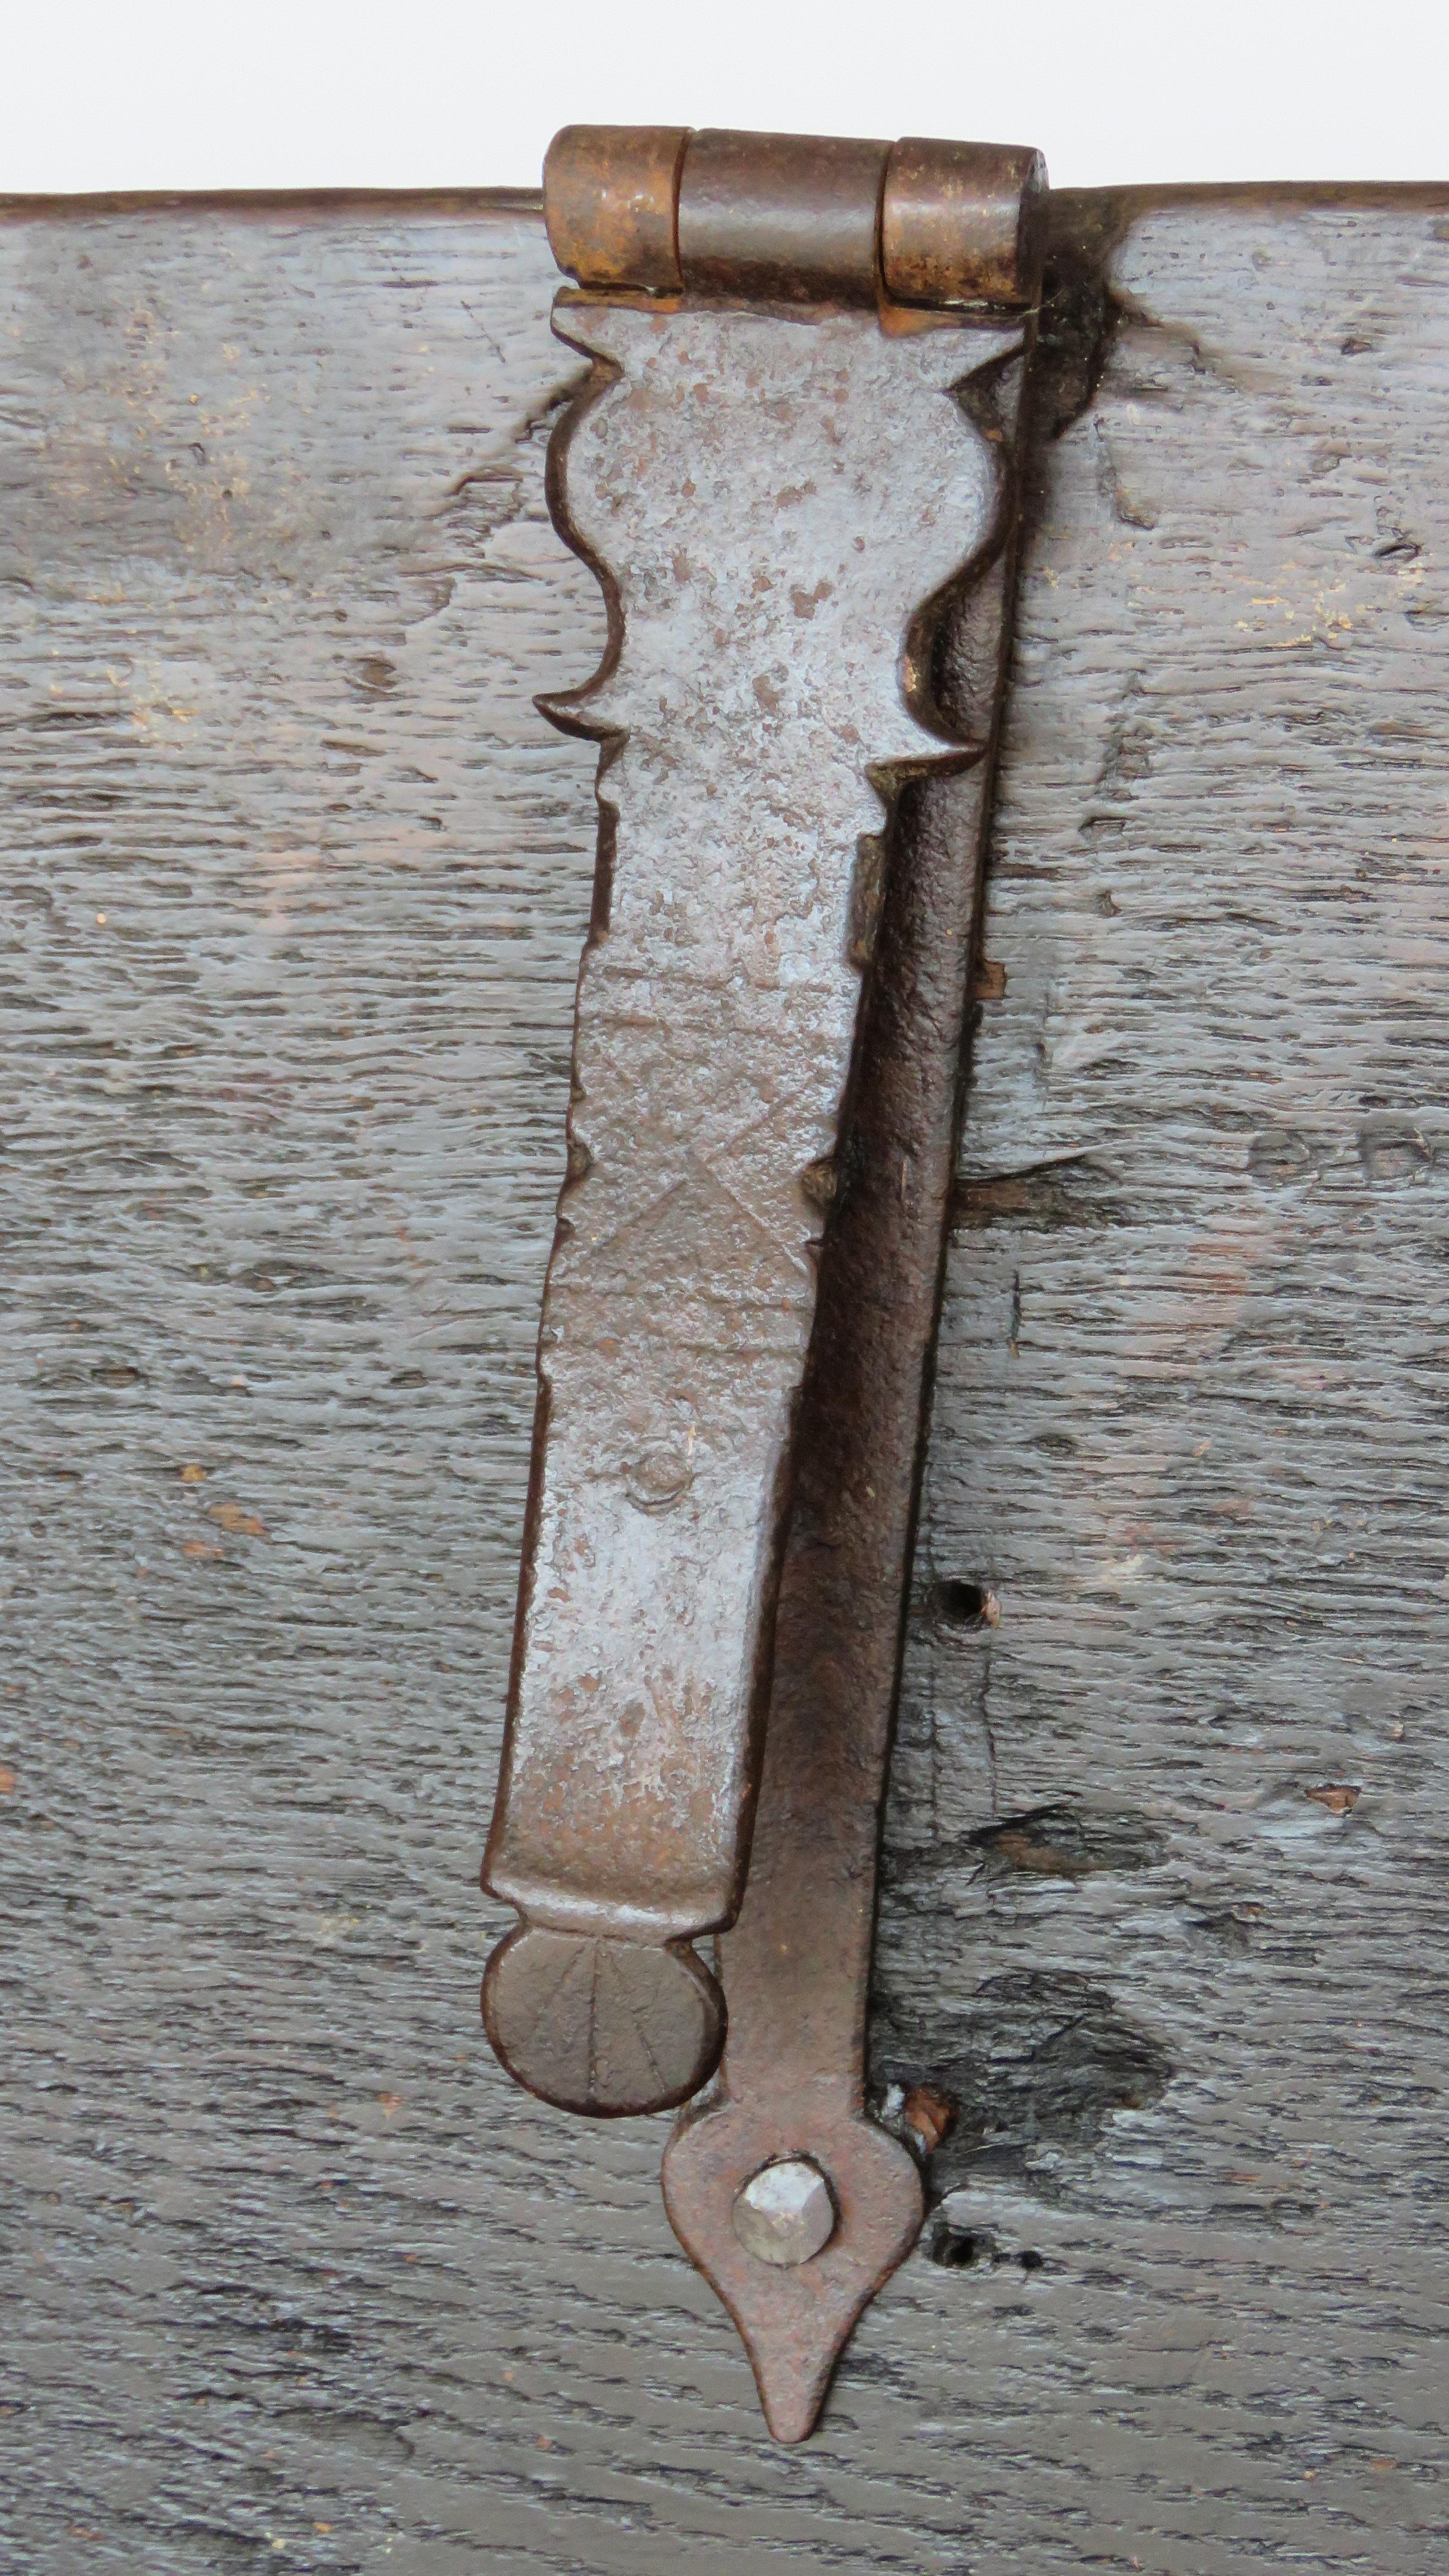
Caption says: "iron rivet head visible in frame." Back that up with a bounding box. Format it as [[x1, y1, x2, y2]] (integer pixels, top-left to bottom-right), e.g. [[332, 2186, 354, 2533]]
[[731, 2158, 837, 2267]]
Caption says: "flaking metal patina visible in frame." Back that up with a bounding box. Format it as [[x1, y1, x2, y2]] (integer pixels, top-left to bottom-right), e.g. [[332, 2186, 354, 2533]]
[[482, 123, 1043, 2437]]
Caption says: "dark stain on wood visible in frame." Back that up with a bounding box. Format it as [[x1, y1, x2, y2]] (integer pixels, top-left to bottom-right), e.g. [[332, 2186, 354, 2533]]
[[875, 1969, 1177, 2198]]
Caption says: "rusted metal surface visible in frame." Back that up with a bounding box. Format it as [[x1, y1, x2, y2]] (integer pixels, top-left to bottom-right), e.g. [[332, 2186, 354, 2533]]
[[483, 292, 1019, 2116], [482, 1921, 724, 2117], [542, 125, 1045, 308], [483, 126, 1042, 2428]]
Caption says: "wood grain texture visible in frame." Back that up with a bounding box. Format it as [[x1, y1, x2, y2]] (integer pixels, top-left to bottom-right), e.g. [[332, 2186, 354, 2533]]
[[2, 187, 1447, 2575], [878, 185, 1449, 2573]]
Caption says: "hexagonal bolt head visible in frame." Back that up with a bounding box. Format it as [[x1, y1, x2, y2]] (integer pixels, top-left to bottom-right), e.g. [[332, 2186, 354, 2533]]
[[731, 2157, 837, 2268]]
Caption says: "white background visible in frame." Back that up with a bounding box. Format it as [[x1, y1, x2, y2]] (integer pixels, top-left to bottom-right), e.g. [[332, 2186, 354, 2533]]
[[4, 0, 1446, 195]]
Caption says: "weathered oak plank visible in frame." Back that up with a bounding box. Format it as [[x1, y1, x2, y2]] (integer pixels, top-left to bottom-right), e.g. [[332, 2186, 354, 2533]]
[[2, 186, 1446, 2574], [880, 185, 1449, 2575]]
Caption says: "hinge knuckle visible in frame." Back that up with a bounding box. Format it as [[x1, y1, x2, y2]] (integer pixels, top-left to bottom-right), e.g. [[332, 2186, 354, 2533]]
[[677, 128, 889, 305], [543, 122, 688, 294], [882, 135, 1048, 308]]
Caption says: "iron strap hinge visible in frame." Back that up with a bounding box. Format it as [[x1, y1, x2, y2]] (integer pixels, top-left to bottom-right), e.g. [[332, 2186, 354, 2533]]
[[481, 123, 1045, 2440]]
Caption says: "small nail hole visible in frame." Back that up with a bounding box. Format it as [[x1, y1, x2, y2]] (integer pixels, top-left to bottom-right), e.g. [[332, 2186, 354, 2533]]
[[1019, 2248, 1046, 2273], [927, 1578, 998, 1632], [926, 2223, 993, 2270]]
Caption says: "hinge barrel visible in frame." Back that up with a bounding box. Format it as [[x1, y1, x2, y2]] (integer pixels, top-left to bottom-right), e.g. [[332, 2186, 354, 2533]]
[[544, 124, 1046, 307]]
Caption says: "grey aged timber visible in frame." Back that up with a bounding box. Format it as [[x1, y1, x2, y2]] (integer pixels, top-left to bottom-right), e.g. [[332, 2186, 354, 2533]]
[[2, 184, 1447, 2573]]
